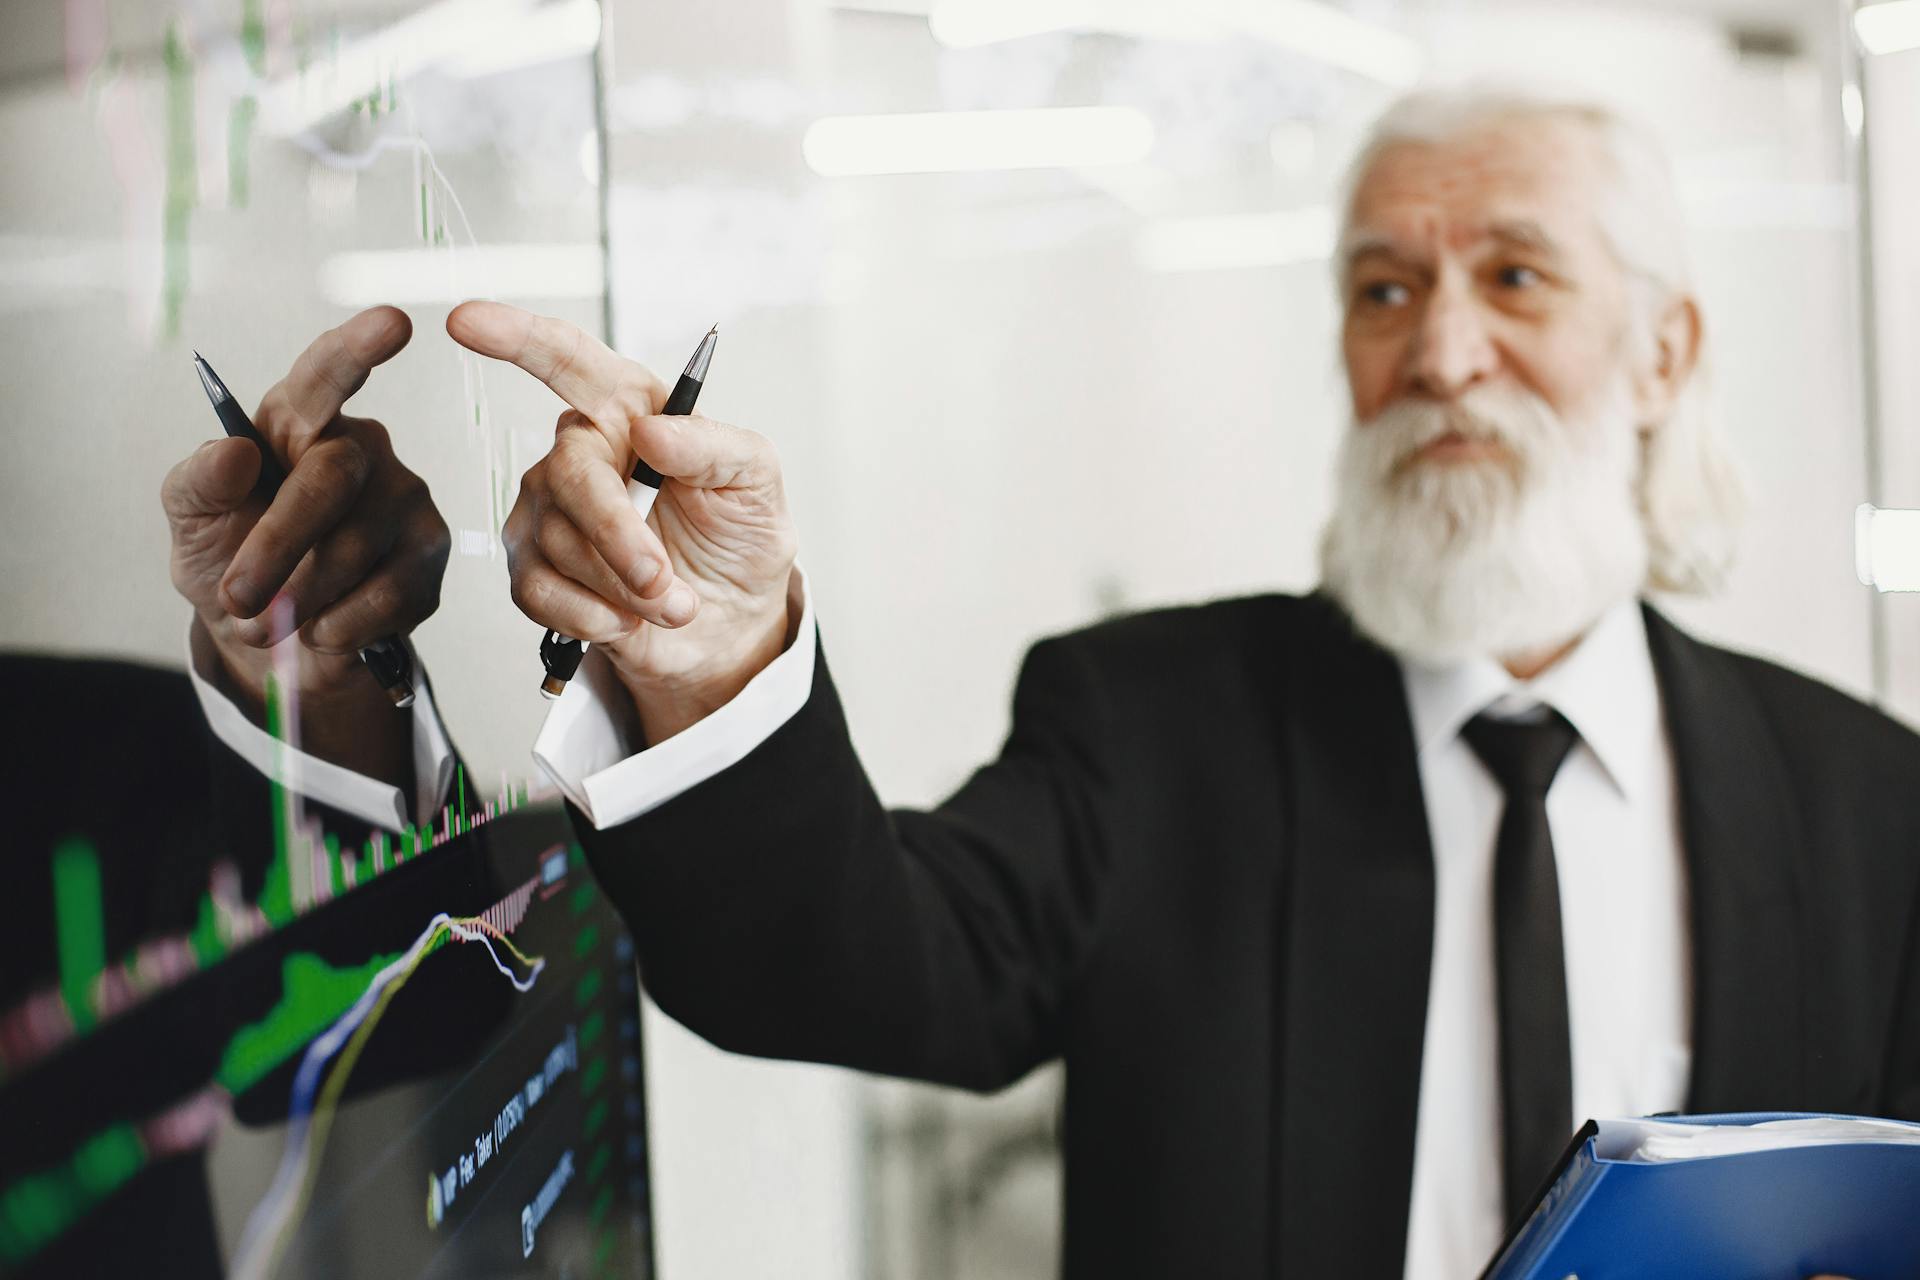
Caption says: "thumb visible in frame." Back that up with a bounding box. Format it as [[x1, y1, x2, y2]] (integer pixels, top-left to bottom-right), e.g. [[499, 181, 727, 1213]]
[[161, 437, 263, 525], [629, 412, 777, 492]]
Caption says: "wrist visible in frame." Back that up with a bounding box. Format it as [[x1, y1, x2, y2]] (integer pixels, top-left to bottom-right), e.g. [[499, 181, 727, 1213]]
[[192, 613, 419, 793], [193, 613, 390, 727], [611, 591, 793, 744], [193, 614, 274, 721]]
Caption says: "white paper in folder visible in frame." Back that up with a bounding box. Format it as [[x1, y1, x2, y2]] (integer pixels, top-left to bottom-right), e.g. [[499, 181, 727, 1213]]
[[1594, 1114, 1920, 1163]]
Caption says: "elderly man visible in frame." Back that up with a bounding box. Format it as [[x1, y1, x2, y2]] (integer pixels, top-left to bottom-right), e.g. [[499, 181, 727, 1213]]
[[452, 92, 1920, 1277]]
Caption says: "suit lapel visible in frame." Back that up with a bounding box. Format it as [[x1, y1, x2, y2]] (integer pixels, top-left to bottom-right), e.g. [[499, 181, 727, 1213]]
[[1271, 597, 1435, 1275], [1642, 605, 1807, 1111]]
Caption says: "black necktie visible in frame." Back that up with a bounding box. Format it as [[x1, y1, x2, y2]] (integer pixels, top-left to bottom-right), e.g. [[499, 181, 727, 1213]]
[[1461, 709, 1579, 1224]]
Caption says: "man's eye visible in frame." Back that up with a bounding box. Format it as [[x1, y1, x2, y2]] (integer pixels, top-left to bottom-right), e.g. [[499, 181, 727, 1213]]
[[1495, 264, 1542, 289], [1359, 280, 1411, 306]]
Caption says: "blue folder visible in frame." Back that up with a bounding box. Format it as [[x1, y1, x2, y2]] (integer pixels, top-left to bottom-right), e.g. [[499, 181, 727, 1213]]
[[1481, 1112, 1920, 1280]]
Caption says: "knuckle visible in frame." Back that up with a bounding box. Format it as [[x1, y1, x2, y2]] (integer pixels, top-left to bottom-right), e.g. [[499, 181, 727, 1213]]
[[391, 467, 429, 509], [584, 511, 630, 557], [544, 322, 581, 380], [253, 391, 294, 436], [422, 513, 452, 566], [362, 576, 402, 623], [302, 439, 370, 498], [549, 450, 594, 500], [607, 382, 655, 423], [352, 416, 394, 452], [168, 557, 198, 599], [330, 433, 373, 482], [755, 435, 783, 478], [315, 527, 368, 576], [301, 616, 344, 654], [520, 456, 553, 491], [511, 571, 549, 618], [502, 510, 529, 556], [530, 511, 565, 558], [241, 526, 292, 574]]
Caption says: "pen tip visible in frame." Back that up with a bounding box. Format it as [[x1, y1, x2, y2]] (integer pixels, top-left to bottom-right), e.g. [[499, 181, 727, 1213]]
[[706, 323, 718, 337]]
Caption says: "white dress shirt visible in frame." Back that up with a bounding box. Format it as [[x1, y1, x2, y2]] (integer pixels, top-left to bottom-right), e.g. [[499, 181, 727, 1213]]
[[1398, 598, 1692, 1279], [530, 567, 815, 828], [187, 622, 457, 833]]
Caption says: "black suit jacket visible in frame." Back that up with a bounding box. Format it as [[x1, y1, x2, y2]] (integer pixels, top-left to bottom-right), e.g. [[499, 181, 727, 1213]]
[[577, 594, 1920, 1278]]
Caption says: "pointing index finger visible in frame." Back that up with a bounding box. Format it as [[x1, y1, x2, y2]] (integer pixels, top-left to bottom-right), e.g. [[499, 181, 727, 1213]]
[[447, 301, 660, 420], [271, 305, 413, 437]]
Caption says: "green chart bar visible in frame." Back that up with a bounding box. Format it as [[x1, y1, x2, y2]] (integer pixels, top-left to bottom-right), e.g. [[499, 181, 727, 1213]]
[[51, 839, 105, 1033]]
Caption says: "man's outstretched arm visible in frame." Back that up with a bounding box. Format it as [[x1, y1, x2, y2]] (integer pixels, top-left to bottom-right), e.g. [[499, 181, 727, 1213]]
[[586, 626, 1125, 1091], [455, 301, 1128, 1089]]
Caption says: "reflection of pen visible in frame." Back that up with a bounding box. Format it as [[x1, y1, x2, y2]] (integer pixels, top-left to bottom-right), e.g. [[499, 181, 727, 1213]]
[[191, 352, 418, 709], [539, 325, 718, 700]]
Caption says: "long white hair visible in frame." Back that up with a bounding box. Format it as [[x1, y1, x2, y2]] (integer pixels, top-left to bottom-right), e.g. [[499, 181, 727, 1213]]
[[1334, 89, 1745, 596]]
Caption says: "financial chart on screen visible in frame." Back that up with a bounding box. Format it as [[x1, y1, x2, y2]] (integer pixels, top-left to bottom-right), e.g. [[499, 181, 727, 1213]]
[[0, 798, 655, 1280]]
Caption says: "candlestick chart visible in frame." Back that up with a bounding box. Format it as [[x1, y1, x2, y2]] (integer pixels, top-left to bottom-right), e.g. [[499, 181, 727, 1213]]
[[0, 805, 654, 1280]]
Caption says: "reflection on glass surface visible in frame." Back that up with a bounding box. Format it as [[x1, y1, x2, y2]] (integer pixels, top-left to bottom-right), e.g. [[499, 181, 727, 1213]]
[[0, 3, 646, 1276]]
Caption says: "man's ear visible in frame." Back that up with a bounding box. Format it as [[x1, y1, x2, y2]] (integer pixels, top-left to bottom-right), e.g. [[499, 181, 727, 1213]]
[[1632, 293, 1702, 431]]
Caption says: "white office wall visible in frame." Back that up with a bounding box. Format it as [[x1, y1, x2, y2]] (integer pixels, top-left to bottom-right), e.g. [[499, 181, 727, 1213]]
[[1864, 43, 1920, 719]]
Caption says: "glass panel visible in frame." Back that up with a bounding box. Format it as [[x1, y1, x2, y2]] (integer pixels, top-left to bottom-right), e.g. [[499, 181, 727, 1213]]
[[0, 5, 651, 1276]]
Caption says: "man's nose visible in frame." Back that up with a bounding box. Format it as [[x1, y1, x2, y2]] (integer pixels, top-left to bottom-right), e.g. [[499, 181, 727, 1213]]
[[1404, 286, 1498, 401]]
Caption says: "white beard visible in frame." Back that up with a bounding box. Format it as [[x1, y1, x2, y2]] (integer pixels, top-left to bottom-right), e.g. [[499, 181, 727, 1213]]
[[1317, 379, 1649, 667]]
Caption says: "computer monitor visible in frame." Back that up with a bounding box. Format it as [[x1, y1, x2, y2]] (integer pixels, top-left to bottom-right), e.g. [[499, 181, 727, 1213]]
[[0, 787, 654, 1280]]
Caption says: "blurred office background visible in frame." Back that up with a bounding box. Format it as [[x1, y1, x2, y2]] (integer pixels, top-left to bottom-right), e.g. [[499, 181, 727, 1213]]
[[3, 0, 1919, 1274]]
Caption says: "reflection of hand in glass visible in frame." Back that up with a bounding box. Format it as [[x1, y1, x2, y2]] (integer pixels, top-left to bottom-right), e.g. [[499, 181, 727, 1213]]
[[162, 305, 449, 786], [447, 302, 796, 746]]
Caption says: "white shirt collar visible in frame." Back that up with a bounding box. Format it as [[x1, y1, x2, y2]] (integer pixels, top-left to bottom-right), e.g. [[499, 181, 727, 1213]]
[[1398, 599, 1662, 800]]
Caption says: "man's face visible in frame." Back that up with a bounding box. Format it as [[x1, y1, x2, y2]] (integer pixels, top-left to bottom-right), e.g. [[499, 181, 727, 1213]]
[[1339, 117, 1636, 444], [1318, 114, 1665, 667]]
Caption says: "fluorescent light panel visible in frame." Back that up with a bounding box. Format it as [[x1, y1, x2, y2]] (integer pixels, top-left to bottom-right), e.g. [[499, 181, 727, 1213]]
[[258, 0, 599, 136], [1856, 503, 1920, 592], [1235, 0, 1421, 85], [931, 0, 1200, 47], [441, 0, 599, 77], [802, 107, 1154, 176], [1855, 0, 1920, 55], [828, 0, 936, 14], [925, 0, 1421, 86], [1136, 206, 1335, 273]]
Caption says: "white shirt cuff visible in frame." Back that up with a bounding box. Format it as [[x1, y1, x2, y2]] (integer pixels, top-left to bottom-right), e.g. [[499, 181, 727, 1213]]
[[185, 621, 457, 834], [532, 565, 816, 831]]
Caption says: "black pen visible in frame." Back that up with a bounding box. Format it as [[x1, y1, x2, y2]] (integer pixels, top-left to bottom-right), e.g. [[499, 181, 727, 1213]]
[[191, 352, 418, 709], [540, 325, 718, 699]]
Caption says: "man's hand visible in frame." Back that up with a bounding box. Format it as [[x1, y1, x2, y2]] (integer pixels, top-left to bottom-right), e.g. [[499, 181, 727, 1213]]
[[163, 306, 450, 779], [447, 301, 796, 743]]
